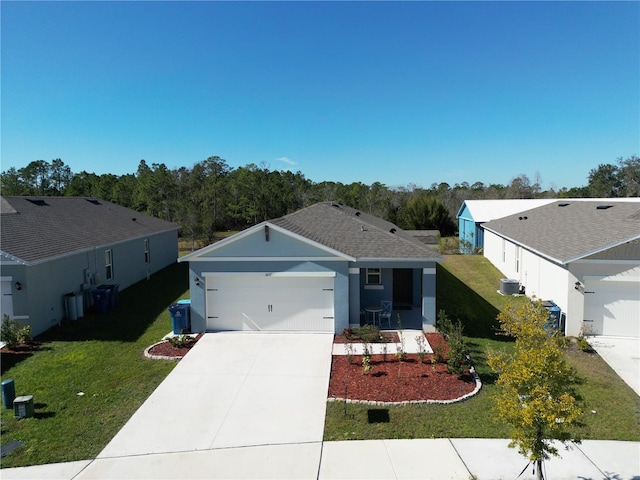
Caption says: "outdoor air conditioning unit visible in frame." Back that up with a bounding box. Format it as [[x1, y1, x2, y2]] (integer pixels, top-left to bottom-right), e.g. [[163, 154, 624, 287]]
[[500, 278, 520, 295]]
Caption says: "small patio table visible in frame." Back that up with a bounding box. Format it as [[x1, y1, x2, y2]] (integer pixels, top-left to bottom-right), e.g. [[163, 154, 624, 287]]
[[364, 306, 382, 326]]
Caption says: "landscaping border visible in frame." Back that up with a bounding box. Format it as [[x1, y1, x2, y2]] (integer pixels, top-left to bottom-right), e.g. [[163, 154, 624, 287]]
[[327, 367, 482, 406], [143, 341, 184, 361]]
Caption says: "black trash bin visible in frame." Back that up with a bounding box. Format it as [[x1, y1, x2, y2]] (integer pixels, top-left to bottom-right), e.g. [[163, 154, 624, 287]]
[[168, 301, 191, 334], [92, 289, 110, 314]]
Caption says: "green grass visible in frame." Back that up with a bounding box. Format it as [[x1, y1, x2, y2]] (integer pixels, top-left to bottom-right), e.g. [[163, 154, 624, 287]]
[[324, 254, 640, 442], [0, 262, 189, 468]]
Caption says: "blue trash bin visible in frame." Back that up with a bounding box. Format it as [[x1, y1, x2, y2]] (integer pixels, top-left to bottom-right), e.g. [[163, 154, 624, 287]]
[[542, 301, 562, 332], [97, 285, 119, 310], [2, 379, 16, 409], [92, 289, 110, 314], [168, 301, 191, 334]]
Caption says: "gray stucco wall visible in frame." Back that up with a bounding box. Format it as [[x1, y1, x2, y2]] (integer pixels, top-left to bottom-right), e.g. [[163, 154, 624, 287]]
[[2, 229, 178, 337], [188, 260, 350, 334]]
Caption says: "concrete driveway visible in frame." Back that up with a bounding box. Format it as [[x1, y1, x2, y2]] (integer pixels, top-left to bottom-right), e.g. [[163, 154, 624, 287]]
[[97, 332, 334, 457], [587, 336, 640, 396], [3, 331, 639, 479]]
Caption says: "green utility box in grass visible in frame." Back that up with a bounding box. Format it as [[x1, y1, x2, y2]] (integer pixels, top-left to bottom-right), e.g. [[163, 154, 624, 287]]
[[13, 395, 34, 419]]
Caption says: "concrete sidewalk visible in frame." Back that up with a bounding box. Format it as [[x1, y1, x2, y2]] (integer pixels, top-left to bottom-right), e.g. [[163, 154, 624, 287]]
[[3, 332, 639, 479], [3, 439, 638, 479]]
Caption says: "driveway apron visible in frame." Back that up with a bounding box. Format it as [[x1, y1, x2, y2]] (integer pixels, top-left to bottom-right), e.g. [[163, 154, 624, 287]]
[[98, 332, 334, 459]]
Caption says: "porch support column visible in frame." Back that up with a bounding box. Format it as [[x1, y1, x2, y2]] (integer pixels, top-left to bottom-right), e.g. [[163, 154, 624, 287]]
[[422, 266, 437, 332], [348, 268, 361, 328]]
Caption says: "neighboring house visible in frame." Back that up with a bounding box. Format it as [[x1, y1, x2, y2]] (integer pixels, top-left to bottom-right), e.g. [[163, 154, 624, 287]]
[[179, 202, 443, 334], [457, 199, 556, 253], [457, 197, 640, 253], [408, 230, 440, 246], [0, 196, 180, 336], [482, 200, 640, 338]]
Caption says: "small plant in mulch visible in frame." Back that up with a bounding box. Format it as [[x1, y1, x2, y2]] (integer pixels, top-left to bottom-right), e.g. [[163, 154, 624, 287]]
[[167, 334, 190, 348], [362, 342, 372, 375], [147, 334, 202, 359], [345, 341, 354, 365], [416, 335, 427, 364], [342, 325, 394, 344]]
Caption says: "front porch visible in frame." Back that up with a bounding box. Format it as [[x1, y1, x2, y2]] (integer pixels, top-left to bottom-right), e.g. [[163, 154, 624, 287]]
[[358, 306, 424, 331]]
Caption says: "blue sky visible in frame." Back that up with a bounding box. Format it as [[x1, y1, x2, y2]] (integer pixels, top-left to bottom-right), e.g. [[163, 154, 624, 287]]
[[2, 1, 638, 191]]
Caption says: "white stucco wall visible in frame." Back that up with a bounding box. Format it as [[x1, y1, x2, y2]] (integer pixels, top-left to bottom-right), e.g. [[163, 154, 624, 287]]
[[485, 231, 640, 337], [485, 230, 575, 334]]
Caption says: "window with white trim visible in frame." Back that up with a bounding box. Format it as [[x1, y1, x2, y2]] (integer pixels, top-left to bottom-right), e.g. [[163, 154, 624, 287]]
[[144, 239, 150, 264], [366, 268, 381, 285], [105, 249, 114, 281]]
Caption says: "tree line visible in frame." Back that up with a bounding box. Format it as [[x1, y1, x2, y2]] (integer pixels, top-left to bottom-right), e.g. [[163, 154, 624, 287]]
[[1, 156, 638, 246]]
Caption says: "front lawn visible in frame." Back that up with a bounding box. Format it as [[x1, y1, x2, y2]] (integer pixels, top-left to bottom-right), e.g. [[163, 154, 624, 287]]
[[324, 255, 640, 442], [0, 262, 189, 468]]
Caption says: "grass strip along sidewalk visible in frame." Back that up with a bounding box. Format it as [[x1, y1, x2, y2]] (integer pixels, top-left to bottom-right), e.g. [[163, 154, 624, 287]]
[[324, 255, 640, 442]]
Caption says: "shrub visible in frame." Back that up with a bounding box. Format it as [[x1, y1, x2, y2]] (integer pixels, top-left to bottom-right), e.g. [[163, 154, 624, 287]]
[[436, 310, 469, 374], [347, 325, 384, 343], [433, 341, 447, 363], [1, 316, 32, 349], [577, 336, 592, 352], [167, 334, 189, 348]]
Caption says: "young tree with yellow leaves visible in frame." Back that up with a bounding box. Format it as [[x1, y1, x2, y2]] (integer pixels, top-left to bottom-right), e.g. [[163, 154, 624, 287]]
[[488, 300, 583, 480]]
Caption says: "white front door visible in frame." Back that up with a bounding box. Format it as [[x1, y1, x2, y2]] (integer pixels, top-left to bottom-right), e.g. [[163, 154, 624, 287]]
[[206, 274, 335, 332]]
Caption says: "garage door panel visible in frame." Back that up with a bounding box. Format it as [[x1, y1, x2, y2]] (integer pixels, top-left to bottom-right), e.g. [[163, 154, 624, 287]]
[[584, 281, 639, 337], [206, 275, 334, 332]]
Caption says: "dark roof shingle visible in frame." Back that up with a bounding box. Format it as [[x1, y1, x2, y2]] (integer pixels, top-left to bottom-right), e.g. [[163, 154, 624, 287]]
[[482, 200, 640, 263], [270, 202, 442, 260], [1, 196, 180, 264]]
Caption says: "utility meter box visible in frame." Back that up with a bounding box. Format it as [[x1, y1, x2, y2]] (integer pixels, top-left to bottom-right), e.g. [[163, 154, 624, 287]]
[[13, 395, 34, 419]]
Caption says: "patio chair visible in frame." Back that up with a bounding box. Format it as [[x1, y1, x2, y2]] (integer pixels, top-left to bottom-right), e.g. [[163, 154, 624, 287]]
[[379, 301, 392, 328]]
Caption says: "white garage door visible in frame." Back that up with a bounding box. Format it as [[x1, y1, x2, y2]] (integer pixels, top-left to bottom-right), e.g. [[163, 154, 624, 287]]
[[584, 280, 640, 337], [205, 274, 335, 332]]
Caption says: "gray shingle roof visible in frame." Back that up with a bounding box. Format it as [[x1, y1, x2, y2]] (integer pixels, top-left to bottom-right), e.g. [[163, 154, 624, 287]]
[[270, 202, 443, 260], [1, 196, 180, 264], [482, 200, 640, 264]]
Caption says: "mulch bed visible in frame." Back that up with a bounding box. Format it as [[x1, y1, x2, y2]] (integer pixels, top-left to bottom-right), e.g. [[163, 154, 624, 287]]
[[328, 333, 477, 403], [147, 334, 203, 358], [333, 331, 400, 344]]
